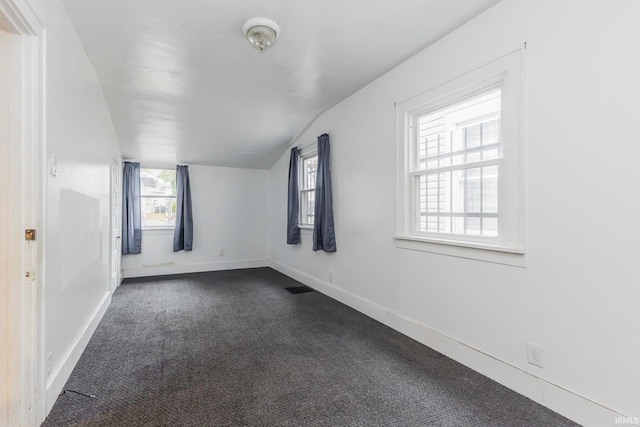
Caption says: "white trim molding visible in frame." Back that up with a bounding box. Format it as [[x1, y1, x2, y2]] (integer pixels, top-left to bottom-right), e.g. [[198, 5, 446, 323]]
[[123, 259, 270, 279], [0, 1, 46, 425], [270, 259, 624, 427], [45, 293, 111, 413]]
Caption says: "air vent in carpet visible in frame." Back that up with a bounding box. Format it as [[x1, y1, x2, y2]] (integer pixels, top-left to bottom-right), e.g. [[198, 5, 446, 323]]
[[285, 286, 315, 294]]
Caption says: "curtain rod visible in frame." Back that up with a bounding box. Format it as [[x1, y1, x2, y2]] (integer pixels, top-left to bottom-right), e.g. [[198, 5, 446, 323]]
[[122, 160, 189, 167], [296, 141, 315, 150], [295, 132, 329, 151]]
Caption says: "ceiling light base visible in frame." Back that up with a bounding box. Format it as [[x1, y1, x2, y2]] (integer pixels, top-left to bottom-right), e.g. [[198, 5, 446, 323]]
[[242, 17, 280, 53]]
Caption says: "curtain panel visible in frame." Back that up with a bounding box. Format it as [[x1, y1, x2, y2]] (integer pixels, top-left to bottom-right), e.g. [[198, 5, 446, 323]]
[[287, 147, 300, 244], [173, 165, 194, 252], [122, 161, 142, 254], [312, 134, 336, 252]]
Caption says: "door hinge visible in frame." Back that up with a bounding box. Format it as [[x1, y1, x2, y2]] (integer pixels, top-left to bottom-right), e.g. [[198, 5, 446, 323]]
[[25, 229, 36, 241]]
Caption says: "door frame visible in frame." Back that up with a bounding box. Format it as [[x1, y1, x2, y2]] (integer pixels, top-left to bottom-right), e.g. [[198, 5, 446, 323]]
[[0, 0, 46, 425], [110, 154, 121, 291]]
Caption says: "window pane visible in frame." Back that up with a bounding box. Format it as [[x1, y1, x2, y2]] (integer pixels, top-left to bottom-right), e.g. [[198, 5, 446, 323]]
[[417, 116, 444, 170], [452, 217, 464, 235], [426, 173, 439, 212], [300, 190, 315, 225], [482, 218, 498, 237], [482, 165, 498, 213], [425, 172, 451, 214], [480, 119, 500, 160], [416, 89, 501, 170], [451, 153, 465, 166], [410, 89, 503, 239], [451, 169, 465, 213], [466, 149, 481, 163], [415, 175, 426, 231], [462, 119, 501, 163], [428, 216, 446, 233], [465, 217, 481, 235], [465, 124, 481, 149], [300, 155, 318, 225], [415, 173, 453, 233], [482, 119, 499, 146], [141, 168, 176, 196], [482, 146, 500, 161], [302, 157, 317, 190], [465, 168, 481, 213], [142, 197, 176, 227], [413, 166, 501, 237]]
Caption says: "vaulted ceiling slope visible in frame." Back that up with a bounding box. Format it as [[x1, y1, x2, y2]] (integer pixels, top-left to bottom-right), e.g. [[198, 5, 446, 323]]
[[61, 0, 501, 169]]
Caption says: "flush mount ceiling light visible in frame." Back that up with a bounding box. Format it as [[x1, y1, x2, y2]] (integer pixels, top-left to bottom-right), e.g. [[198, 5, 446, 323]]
[[242, 17, 280, 53]]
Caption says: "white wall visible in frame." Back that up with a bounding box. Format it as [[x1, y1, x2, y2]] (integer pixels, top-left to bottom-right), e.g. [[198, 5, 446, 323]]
[[269, 0, 640, 424], [122, 165, 269, 278], [26, 0, 121, 414]]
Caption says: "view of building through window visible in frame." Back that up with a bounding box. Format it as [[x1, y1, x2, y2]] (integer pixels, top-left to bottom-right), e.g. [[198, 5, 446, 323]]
[[140, 167, 177, 227], [413, 89, 501, 237], [300, 155, 317, 226]]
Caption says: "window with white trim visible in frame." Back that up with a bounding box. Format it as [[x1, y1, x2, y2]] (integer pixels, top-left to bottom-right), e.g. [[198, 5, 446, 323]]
[[415, 89, 501, 237], [299, 153, 317, 227], [140, 167, 177, 228], [396, 50, 525, 253]]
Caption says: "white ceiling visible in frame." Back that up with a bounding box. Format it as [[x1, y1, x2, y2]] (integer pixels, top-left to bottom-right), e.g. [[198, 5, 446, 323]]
[[61, 0, 501, 169]]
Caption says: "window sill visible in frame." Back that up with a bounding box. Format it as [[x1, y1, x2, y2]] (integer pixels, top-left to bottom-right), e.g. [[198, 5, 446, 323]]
[[299, 225, 313, 235], [394, 234, 526, 267]]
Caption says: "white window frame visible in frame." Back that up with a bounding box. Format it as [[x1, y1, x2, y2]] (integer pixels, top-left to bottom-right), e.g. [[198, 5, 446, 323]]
[[395, 50, 526, 261], [298, 149, 318, 229], [140, 166, 177, 230]]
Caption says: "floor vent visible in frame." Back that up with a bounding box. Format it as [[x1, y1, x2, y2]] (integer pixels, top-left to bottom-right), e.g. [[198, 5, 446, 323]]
[[285, 286, 315, 294]]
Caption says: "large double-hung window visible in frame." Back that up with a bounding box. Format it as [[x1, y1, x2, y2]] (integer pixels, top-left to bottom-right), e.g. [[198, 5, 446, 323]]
[[299, 153, 318, 227], [140, 167, 177, 228], [414, 89, 501, 237], [396, 50, 525, 256]]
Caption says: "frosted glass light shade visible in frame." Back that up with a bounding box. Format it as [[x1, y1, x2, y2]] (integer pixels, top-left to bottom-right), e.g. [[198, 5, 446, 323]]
[[243, 18, 280, 52]]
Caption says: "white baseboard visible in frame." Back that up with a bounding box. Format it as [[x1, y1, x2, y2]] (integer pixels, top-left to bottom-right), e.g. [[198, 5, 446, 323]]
[[45, 291, 112, 414], [123, 259, 270, 279], [269, 259, 623, 427]]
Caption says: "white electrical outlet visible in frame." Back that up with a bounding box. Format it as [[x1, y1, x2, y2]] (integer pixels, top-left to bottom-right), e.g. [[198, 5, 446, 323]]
[[526, 342, 544, 368], [328, 271, 333, 283], [219, 248, 224, 256]]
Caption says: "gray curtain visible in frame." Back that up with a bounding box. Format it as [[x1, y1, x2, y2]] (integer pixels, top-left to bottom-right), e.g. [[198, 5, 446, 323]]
[[122, 162, 141, 255], [313, 134, 336, 252], [287, 147, 300, 244], [173, 165, 193, 252]]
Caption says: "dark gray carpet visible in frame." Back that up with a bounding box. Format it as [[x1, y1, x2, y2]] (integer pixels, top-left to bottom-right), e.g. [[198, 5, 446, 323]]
[[43, 268, 579, 427]]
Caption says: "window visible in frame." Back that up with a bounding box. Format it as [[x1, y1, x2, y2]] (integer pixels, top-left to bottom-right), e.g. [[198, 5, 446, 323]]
[[396, 50, 525, 255], [140, 167, 177, 228], [299, 153, 317, 227], [415, 90, 501, 237]]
